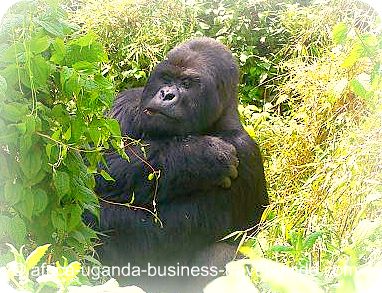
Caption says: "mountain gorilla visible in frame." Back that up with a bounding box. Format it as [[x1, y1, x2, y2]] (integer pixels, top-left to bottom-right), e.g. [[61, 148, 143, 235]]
[[95, 37, 268, 292]]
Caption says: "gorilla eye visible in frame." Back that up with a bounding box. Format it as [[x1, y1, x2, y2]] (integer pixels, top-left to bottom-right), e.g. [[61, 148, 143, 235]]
[[180, 79, 192, 89], [161, 74, 173, 84]]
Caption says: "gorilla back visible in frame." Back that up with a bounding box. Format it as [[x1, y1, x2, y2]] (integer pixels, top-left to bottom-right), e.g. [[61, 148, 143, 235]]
[[95, 37, 268, 292]]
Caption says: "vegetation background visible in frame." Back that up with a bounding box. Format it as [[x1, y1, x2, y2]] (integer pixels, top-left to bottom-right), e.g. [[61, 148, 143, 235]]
[[0, 0, 381, 292]]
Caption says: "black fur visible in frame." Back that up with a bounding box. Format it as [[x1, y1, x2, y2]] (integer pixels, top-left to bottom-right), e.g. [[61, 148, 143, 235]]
[[95, 38, 268, 292]]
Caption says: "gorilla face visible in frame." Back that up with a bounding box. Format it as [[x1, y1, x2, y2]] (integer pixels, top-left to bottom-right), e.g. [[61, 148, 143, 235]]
[[139, 62, 219, 137], [138, 37, 239, 138]]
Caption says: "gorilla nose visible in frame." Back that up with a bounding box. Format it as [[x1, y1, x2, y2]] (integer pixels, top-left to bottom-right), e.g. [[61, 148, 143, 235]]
[[161, 90, 176, 101], [148, 85, 179, 113]]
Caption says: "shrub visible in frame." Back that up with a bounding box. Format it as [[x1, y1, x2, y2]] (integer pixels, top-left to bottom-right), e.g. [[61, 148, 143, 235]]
[[0, 0, 122, 264]]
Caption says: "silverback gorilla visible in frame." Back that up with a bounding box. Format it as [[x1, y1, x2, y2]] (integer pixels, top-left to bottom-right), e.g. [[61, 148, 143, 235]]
[[95, 37, 268, 292]]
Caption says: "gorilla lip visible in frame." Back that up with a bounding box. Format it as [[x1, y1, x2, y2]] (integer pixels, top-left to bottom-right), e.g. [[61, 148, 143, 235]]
[[143, 108, 174, 119], [143, 108, 156, 116]]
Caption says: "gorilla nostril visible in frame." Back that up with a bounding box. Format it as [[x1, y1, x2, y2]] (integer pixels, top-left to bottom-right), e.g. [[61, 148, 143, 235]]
[[164, 93, 175, 101]]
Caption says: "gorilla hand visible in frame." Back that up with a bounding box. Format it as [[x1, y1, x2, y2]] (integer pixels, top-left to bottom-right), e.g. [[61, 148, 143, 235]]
[[151, 135, 239, 195], [205, 136, 239, 189]]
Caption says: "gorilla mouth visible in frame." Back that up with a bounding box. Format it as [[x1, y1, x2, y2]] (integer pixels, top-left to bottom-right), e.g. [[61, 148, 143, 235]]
[[143, 108, 156, 116], [143, 108, 175, 120]]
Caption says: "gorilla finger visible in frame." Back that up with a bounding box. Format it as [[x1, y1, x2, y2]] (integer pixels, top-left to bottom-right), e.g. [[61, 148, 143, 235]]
[[229, 165, 238, 180], [219, 177, 232, 189], [233, 157, 239, 168]]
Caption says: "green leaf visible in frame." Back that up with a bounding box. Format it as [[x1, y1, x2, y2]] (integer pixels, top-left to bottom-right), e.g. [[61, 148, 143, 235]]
[[1, 64, 19, 91], [51, 210, 67, 230], [4, 181, 23, 206], [35, 19, 65, 37], [0, 126, 19, 144], [341, 43, 364, 68], [100, 170, 115, 182], [1, 43, 24, 63], [8, 216, 27, 246], [0, 215, 11, 235], [46, 143, 53, 159], [71, 230, 86, 244], [60, 67, 81, 96], [27, 169, 47, 186], [88, 124, 101, 145], [72, 61, 98, 74], [332, 22, 348, 45], [94, 75, 115, 105], [20, 146, 42, 179], [20, 134, 32, 155], [77, 184, 98, 205], [0, 152, 11, 179], [66, 205, 82, 231], [107, 119, 121, 137], [33, 189, 48, 215], [72, 177, 98, 205], [30, 55, 51, 90], [63, 126, 71, 141], [25, 115, 37, 134], [51, 104, 70, 124], [83, 202, 99, 221], [148, 173, 155, 181], [51, 38, 66, 64], [25, 244, 51, 271], [15, 122, 27, 134], [65, 42, 107, 65], [350, 79, 368, 99], [53, 170, 71, 198], [15, 188, 34, 220], [0, 103, 29, 122], [70, 117, 85, 142], [64, 151, 87, 176], [0, 74, 7, 99], [270, 245, 294, 253], [72, 33, 97, 47], [303, 232, 323, 250], [30, 36, 51, 54]]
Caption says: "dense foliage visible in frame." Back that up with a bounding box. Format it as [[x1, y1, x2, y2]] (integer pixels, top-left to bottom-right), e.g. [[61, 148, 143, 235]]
[[0, 0, 381, 292], [0, 0, 124, 264]]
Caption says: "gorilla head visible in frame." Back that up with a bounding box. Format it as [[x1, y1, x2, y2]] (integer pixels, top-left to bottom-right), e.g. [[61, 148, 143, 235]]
[[139, 38, 240, 137]]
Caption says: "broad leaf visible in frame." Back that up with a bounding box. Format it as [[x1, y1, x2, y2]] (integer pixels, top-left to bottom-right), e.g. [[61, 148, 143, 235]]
[[51, 210, 67, 230], [4, 181, 23, 206], [15, 188, 34, 220], [0, 74, 7, 99], [33, 189, 48, 215], [20, 146, 42, 179], [30, 36, 51, 54], [53, 170, 71, 198]]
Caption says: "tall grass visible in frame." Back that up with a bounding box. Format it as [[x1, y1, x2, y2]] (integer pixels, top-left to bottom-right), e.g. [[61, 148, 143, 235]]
[[239, 2, 382, 288], [71, 0, 197, 90]]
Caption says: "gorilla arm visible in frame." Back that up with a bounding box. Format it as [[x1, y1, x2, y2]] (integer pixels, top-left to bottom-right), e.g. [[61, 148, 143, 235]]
[[152, 135, 239, 197], [96, 134, 240, 204]]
